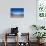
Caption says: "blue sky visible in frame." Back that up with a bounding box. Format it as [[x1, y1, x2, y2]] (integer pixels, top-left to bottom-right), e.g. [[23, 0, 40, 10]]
[[11, 8, 24, 12]]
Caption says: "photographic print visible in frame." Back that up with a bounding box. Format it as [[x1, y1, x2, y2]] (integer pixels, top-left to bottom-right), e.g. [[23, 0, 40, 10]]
[[10, 8, 24, 18]]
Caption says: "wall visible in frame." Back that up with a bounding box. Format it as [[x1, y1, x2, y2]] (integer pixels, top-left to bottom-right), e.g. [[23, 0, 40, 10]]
[[0, 0, 36, 42]]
